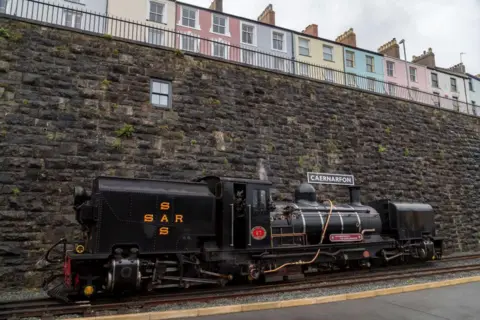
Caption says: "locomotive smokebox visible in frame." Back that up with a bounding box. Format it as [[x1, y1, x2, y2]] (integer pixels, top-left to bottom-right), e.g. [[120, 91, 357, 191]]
[[348, 186, 361, 205]]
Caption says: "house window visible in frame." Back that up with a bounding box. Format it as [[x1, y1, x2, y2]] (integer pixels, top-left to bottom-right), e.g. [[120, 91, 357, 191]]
[[0, 0, 7, 13], [367, 77, 375, 91], [346, 73, 356, 87], [409, 67, 417, 82], [298, 63, 309, 76], [345, 51, 354, 68], [241, 49, 256, 65], [452, 96, 459, 110], [273, 57, 285, 71], [323, 45, 333, 61], [147, 28, 165, 46], [212, 40, 228, 59], [450, 78, 457, 92], [64, 10, 82, 29], [241, 23, 255, 45], [149, 1, 165, 24], [433, 92, 440, 107], [323, 69, 333, 82], [366, 56, 374, 72], [180, 34, 198, 52], [469, 79, 474, 91], [298, 38, 309, 56], [272, 31, 284, 51], [386, 61, 394, 77], [181, 7, 197, 28], [212, 14, 226, 34], [431, 73, 439, 88], [387, 82, 396, 95], [150, 79, 171, 108]]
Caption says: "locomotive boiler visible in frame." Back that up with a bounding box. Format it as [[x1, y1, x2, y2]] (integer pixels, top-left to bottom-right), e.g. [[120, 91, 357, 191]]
[[42, 175, 444, 302]]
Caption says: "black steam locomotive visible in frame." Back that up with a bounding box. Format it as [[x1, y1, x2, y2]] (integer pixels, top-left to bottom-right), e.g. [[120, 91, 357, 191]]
[[42, 175, 444, 302]]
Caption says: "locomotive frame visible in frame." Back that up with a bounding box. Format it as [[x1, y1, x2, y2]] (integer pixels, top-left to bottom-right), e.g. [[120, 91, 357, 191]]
[[42, 175, 444, 302]]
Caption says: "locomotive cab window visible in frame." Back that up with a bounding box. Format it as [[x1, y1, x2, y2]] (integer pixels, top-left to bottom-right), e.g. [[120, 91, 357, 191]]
[[251, 189, 269, 215]]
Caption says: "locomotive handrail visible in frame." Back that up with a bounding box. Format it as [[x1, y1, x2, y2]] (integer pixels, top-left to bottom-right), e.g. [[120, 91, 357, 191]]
[[248, 205, 252, 247], [44, 238, 67, 264], [230, 204, 234, 247]]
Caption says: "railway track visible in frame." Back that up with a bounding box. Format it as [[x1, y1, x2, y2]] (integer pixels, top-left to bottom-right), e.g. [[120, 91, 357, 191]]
[[2, 254, 480, 319]]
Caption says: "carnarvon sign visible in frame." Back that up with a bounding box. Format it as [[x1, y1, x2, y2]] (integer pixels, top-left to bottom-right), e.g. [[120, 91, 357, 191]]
[[307, 172, 355, 186]]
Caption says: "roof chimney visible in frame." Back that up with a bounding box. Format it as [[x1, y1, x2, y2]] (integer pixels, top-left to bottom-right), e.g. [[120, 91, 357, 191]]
[[208, 0, 223, 12], [335, 28, 356, 47], [302, 24, 318, 37], [448, 62, 466, 74], [377, 38, 400, 59], [257, 4, 275, 25], [412, 48, 436, 68]]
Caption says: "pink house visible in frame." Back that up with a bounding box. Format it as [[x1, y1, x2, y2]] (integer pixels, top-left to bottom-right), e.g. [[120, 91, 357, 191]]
[[175, 1, 241, 62], [378, 39, 429, 100]]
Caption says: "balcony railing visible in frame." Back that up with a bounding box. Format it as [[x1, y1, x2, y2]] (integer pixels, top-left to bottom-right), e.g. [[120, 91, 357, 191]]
[[2, 0, 478, 117]]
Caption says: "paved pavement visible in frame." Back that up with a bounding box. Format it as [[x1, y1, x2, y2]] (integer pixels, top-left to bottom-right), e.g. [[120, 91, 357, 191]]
[[179, 282, 480, 320]]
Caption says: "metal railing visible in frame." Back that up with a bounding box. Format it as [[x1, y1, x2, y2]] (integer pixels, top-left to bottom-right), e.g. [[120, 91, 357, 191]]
[[2, 0, 478, 117]]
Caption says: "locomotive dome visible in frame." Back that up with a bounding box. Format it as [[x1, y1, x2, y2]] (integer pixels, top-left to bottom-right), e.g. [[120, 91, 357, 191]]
[[294, 182, 317, 202]]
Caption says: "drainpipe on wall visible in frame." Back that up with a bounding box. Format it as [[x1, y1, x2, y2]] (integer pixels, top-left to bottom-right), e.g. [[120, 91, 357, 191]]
[[174, 0, 177, 49], [462, 78, 470, 114]]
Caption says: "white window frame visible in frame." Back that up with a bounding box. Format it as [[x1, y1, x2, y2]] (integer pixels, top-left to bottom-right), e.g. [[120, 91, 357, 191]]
[[178, 6, 200, 30], [450, 77, 457, 92], [323, 45, 333, 61], [386, 61, 394, 77], [240, 21, 257, 47], [150, 79, 172, 108], [272, 56, 287, 72], [346, 73, 357, 87], [240, 48, 258, 66], [146, 27, 166, 46], [210, 13, 230, 37], [367, 77, 375, 91], [298, 37, 310, 56], [298, 62, 309, 77], [63, 9, 82, 29], [387, 82, 396, 95], [147, 0, 168, 24], [271, 29, 287, 53], [409, 66, 417, 82], [179, 32, 200, 52], [431, 72, 439, 88], [366, 56, 374, 73], [345, 50, 355, 68], [211, 38, 229, 59]]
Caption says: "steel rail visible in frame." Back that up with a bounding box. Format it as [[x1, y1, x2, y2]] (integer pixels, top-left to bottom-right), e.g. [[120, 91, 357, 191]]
[[2, 260, 480, 319]]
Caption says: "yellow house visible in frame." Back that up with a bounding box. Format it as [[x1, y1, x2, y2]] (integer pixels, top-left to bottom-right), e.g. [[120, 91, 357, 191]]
[[293, 24, 345, 84], [106, 0, 176, 47]]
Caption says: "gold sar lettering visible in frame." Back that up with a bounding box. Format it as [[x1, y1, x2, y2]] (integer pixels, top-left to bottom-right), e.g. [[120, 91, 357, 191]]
[[160, 214, 169, 223], [160, 202, 170, 211], [144, 214, 154, 223], [159, 227, 169, 235], [175, 214, 183, 223]]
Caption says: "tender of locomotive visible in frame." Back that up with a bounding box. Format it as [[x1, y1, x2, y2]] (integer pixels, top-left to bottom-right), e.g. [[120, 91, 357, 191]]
[[42, 175, 444, 302]]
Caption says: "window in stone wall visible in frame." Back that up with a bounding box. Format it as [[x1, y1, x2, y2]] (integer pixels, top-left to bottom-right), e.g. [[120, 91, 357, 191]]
[[150, 79, 172, 108], [0, 0, 7, 13]]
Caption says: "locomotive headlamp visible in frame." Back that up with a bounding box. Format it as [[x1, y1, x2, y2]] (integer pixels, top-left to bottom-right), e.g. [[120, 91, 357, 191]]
[[83, 285, 94, 297], [75, 245, 85, 254]]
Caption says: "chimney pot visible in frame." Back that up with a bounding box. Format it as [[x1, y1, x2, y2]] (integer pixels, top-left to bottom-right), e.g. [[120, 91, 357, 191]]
[[257, 4, 275, 25], [377, 38, 400, 59], [302, 24, 318, 37], [335, 27, 356, 47], [208, 0, 223, 12]]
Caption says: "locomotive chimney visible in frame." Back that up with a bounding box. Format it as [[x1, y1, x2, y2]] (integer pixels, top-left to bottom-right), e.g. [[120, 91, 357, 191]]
[[348, 186, 361, 205]]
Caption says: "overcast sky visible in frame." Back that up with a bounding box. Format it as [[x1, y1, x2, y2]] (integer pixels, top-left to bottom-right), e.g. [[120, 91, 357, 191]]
[[181, 0, 480, 75]]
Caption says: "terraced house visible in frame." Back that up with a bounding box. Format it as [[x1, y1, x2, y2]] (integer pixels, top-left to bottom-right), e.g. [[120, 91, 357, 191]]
[[106, 0, 175, 46], [293, 24, 345, 84], [377, 38, 429, 101], [337, 28, 385, 93], [2, 0, 108, 33]]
